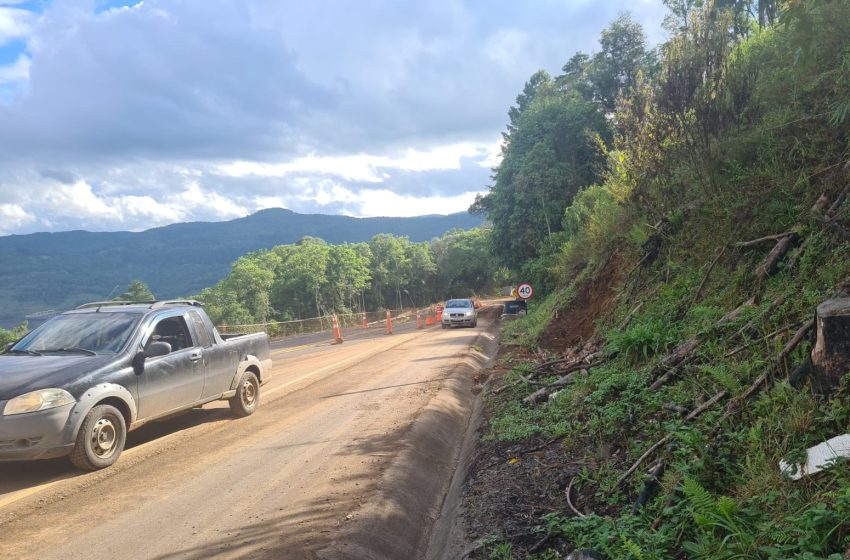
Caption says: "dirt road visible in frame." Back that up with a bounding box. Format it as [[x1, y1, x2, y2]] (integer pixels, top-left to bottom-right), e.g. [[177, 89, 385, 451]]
[[0, 307, 500, 560]]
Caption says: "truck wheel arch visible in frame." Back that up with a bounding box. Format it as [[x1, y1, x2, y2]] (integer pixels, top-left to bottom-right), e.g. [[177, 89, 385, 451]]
[[231, 355, 264, 389], [65, 383, 138, 441]]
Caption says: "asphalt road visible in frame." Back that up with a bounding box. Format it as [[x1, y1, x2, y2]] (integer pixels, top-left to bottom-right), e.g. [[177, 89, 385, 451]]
[[0, 306, 500, 560]]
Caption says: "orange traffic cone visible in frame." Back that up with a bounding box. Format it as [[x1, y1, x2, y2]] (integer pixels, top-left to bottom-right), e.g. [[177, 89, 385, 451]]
[[332, 314, 343, 344], [386, 309, 393, 335], [417, 313, 423, 329], [361, 312, 368, 328], [426, 316, 433, 326]]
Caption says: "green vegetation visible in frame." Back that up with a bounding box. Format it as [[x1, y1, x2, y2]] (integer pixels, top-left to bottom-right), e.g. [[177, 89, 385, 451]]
[[197, 228, 504, 326], [472, 1, 850, 557], [0, 321, 27, 348], [0, 209, 482, 328]]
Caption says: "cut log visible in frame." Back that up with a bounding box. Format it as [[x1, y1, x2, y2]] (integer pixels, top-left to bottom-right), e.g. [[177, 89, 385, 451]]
[[755, 234, 798, 283], [809, 298, 850, 391]]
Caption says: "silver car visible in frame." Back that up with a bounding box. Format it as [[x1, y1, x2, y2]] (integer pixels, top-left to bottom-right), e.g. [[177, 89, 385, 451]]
[[441, 299, 477, 328]]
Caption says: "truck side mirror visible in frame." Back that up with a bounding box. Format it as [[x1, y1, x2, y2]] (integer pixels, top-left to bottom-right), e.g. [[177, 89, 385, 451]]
[[133, 341, 172, 375], [144, 341, 172, 358]]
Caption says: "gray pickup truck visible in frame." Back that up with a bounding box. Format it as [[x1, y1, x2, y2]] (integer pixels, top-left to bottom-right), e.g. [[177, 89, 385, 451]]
[[0, 300, 272, 470]]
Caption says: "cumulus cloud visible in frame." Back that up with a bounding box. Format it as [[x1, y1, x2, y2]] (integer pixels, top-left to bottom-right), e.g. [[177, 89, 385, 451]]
[[0, 5, 35, 44], [0, 0, 667, 235]]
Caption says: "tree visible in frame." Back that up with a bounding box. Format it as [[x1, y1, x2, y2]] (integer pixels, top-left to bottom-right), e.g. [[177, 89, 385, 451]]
[[586, 13, 657, 114], [476, 89, 608, 265], [115, 280, 155, 301], [271, 237, 330, 319], [326, 243, 372, 312]]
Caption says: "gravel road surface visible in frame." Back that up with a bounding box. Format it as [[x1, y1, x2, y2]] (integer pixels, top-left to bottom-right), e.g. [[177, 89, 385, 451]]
[[0, 306, 500, 560]]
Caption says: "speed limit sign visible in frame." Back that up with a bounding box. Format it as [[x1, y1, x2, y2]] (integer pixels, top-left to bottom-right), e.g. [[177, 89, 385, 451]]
[[516, 282, 534, 300]]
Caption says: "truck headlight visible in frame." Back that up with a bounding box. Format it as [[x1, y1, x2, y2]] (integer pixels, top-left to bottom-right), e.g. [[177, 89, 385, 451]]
[[3, 388, 76, 416]]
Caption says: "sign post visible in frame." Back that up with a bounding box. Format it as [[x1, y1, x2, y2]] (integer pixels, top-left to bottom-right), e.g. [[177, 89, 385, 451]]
[[516, 282, 534, 300]]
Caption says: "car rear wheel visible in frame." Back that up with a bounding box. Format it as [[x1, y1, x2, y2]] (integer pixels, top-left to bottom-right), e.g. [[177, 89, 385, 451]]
[[69, 404, 127, 471], [230, 370, 260, 417]]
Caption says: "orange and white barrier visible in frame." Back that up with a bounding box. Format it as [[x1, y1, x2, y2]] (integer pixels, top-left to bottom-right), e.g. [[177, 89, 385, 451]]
[[361, 312, 368, 328], [417, 313, 423, 329], [386, 309, 393, 335]]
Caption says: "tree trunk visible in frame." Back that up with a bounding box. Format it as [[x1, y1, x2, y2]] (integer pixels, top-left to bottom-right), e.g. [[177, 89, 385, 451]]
[[810, 298, 850, 392]]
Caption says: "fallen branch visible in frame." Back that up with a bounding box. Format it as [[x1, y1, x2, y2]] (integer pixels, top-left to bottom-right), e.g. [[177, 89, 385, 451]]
[[723, 322, 799, 358], [649, 356, 696, 391], [755, 234, 798, 283], [626, 252, 653, 278], [720, 319, 815, 423], [618, 301, 644, 331], [515, 433, 569, 456], [532, 350, 604, 373], [524, 372, 581, 404], [566, 477, 587, 518], [611, 390, 726, 492], [631, 461, 665, 515], [493, 358, 604, 395], [735, 232, 796, 248], [726, 296, 785, 343], [528, 530, 553, 554], [692, 245, 727, 304]]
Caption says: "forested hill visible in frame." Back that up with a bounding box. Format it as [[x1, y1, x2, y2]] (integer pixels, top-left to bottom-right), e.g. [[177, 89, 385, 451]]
[[0, 208, 482, 326]]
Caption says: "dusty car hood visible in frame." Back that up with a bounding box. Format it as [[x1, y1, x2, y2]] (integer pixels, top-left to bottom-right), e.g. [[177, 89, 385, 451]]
[[0, 355, 117, 400]]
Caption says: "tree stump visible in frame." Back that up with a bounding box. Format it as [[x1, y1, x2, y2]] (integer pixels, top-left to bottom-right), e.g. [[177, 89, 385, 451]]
[[810, 298, 850, 392]]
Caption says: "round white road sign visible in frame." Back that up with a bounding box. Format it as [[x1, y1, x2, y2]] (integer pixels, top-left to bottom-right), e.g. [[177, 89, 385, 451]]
[[516, 282, 534, 300]]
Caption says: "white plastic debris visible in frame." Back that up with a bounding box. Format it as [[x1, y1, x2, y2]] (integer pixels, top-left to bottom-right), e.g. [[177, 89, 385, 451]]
[[779, 434, 850, 480]]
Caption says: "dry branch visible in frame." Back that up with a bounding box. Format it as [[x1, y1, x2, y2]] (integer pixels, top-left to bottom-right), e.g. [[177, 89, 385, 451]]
[[524, 372, 580, 404], [611, 390, 726, 492], [723, 322, 799, 358], [755, 234, 798, 283], [692, 245, 727, 304], [726, 296, 785, 342], [566, 477, 587, 518], [720, 319, 815, 422], [735, 232, 796, 248], [618, 301, 644, 331]]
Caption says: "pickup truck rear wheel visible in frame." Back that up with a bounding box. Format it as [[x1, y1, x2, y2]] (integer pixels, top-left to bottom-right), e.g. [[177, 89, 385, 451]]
[[230, 370, 260, 417], [69, 404, 127, 471]]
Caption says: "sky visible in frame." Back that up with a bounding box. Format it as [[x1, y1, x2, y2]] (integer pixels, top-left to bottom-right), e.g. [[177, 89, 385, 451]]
[[0, 0, 668, 235]]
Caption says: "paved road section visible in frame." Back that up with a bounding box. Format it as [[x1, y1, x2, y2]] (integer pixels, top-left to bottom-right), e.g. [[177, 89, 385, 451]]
[[0, 307, 500, 560]]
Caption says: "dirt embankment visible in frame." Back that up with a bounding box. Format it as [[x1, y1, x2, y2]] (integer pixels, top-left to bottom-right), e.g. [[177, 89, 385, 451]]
[[443, 265, 626, 558], [538, 254, 623, 351]]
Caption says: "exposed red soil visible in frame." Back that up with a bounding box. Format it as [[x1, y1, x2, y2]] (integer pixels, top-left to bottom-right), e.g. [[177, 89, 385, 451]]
[[538, 254, 624, 352]]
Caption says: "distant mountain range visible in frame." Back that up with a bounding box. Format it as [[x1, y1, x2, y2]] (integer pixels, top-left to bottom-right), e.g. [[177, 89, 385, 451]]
[[0, 208, 483, 327]]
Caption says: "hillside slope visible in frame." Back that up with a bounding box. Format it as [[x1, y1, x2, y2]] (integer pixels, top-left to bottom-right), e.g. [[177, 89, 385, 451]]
[[0, 209, 482, 326], [453, 2, 850, 558]]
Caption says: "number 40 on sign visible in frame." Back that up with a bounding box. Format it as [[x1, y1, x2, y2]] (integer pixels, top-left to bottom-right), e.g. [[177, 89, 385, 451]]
[[516, 282, 534, 300]]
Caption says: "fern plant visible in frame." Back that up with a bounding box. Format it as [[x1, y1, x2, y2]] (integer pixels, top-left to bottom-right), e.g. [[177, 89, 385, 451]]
[[681, 477, 759, 559]]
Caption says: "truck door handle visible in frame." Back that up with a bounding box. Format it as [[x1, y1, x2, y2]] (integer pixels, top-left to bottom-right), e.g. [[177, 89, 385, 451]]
[[189, 350, 202, 362]]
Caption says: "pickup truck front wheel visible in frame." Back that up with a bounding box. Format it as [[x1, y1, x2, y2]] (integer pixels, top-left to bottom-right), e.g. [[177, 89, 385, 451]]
[[69, 404, 127, 471], [230, 370, 260, 417]]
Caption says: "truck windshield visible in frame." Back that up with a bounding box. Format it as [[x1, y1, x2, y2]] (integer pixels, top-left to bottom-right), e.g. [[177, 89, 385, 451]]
[[11, 313, 142, 355]]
